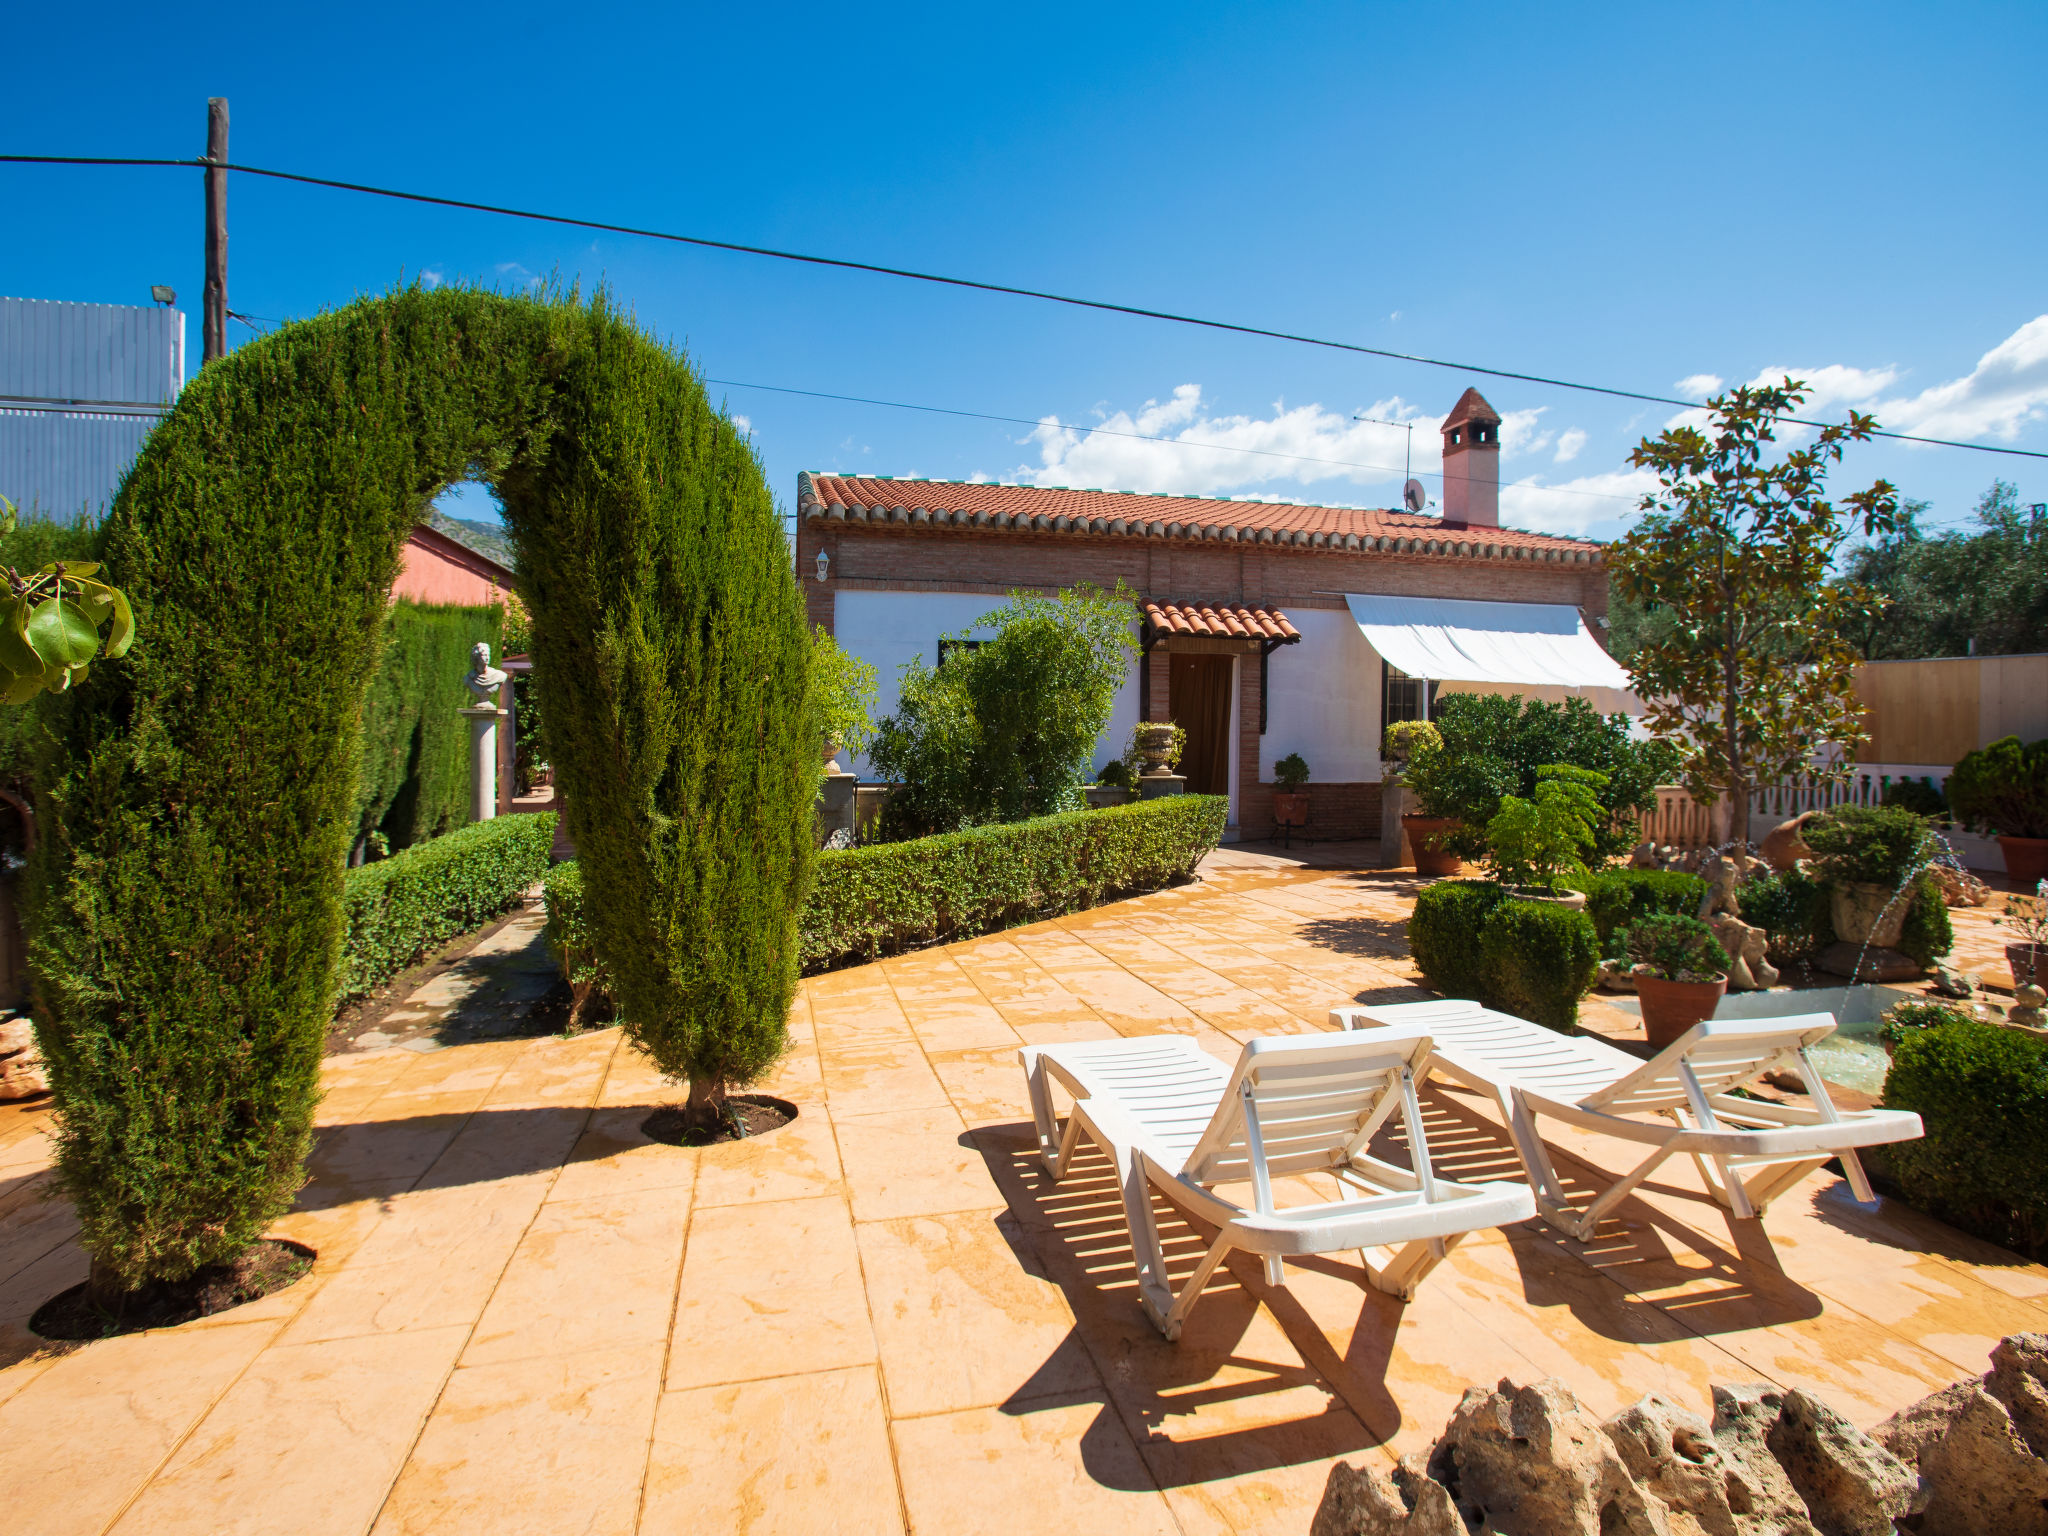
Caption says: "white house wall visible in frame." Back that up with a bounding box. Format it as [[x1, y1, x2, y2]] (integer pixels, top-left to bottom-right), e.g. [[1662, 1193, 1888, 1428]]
[[1260, 607, 1382, 783], [831, 588, 1139, 778]]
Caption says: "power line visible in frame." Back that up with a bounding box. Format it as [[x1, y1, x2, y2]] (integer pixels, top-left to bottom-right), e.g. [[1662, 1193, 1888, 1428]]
[[5, 151, 2045, 463], [705, 375, 1648, 504]]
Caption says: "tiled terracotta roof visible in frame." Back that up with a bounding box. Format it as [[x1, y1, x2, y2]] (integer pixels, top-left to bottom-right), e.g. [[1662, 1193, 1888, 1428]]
[[796, 474, 1601, 565], [1442, 387, 1502, 430], [1143, 602, 1301, 644]]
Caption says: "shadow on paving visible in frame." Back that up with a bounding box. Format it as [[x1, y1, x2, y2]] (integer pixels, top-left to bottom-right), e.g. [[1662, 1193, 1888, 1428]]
[[1296, 913, 1413, 962], [297, 1103, 608, 1210]]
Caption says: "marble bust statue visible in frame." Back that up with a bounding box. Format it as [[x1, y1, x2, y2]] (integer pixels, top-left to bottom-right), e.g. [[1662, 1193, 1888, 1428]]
[[465, 641, 510, 706]]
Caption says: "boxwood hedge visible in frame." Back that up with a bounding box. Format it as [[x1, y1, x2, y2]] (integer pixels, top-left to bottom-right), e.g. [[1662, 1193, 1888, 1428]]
[[337, 812, 557, 1005], [1409, 879, 1600, 1030], [547, 795, 1227, 997], [1882, 1015, 2048, 1260]]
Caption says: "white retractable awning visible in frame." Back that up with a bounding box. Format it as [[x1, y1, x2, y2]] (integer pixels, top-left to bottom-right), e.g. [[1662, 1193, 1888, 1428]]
[[1344, 593, 1631, 689]]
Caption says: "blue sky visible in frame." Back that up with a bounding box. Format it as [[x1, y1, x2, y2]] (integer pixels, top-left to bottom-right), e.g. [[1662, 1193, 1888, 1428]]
[[6, 2, 2044, 541]]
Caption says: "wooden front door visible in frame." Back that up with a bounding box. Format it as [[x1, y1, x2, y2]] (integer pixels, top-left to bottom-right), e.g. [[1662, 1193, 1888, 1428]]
[[1169, 654, 1233, 797]]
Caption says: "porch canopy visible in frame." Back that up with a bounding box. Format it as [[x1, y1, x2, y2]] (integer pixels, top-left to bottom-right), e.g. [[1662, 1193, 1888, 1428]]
[[1343, 593, 1630, 689]]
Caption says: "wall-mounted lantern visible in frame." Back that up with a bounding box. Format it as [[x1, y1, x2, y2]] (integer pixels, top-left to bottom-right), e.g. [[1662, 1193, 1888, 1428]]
[[815, 549, 830, 582]]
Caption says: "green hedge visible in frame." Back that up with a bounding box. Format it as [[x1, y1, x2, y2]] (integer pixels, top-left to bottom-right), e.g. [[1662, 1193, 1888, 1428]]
[[1739, 866, 1835, 963], [547, 796, 1226, 996], [1882, 1016, 2048, 1260], [1576, 869, 1709, 948], [1409, 880, 1600, 1030], [337, 812, 556, 1005], [1897, 872, 1955, 970], [356, 599, 505, 854]]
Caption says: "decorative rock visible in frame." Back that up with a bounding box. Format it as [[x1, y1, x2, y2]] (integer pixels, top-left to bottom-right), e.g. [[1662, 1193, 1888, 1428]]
[[1712, 1385, 1829, 1536], [1876, 1380, 2048, 1535], [1815, 942, 1922, 983], [1989, 1332, 2048, 1456], [1604, 1392, 1791, 1536], [1929, 964, 1978, 999], [1596, 957, 1639, 993], [1708, 913, 1779, 991], [0, 1014, 48, 1101], [1760, 811, 1821, 873], [1928, 864, 1991, 908], [1310, 1461, 1461, 1536], [1426, 1378, 1671, 1535], [1763, 1388, 1919, 1535]]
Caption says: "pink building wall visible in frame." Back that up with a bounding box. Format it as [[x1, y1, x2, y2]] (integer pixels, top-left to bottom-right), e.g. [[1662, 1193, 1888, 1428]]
[[393, 525, 512, 607]]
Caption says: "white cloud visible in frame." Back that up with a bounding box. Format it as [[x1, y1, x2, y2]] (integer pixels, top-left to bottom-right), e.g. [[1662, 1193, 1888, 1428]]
[[421, 267, 445, 291], [730, 414, 752, 434], [494, 262, 541, 290], [1874, 315, 2048, 444], [1499, 406, 1552, 460], [1015, 385, 1434, 497], [1554, 428, 1587, 464], [1674, 373, 1724, 399], [1500, 467, 1660, 538]]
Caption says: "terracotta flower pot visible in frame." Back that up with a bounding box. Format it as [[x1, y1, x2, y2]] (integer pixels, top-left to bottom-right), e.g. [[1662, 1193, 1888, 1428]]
[[2010, 942, 2045, 988], [1828, 880, 1911, 951], [1999, 836, 2048, 887], [1635, 973, 1727, 1049], [1402, 814, 1462, 877], [1273, 790, 1309, 828]]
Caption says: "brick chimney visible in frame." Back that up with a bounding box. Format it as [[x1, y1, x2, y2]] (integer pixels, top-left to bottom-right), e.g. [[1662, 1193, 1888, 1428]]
[[1440, 387, 1501, 527]]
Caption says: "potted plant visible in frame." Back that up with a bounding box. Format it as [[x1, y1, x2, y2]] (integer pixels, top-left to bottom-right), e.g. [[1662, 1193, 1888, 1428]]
[[1624, 913, 1732, 1048], [1392, 724, 1463, 876], [1480, 765, 1606, 908], [1130, 721, 1185, 778], [1877, 999, 1972, 1062], [1948, 735, 2048, 885], [1801, 804, 1934, 950], [1996, 880, 2048, 988], [1272, 753, 1310, 828], [1088, 757, 1136, 809]]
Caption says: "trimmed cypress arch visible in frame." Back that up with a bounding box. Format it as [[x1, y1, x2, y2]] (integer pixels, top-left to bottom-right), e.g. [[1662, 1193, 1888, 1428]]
[[28, 287, 815, 1291]]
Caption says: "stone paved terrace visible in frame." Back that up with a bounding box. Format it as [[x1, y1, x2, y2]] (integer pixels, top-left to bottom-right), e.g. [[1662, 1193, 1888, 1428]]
[[0, 849, 2041, 1535]]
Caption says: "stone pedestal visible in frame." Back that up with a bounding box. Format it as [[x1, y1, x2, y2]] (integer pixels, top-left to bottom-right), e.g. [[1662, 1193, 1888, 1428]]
[[817, 766, 857, 848], [1379, 782, 1411, 869], [462, 704, 508, 822], [1138, 773, 1185, 800]]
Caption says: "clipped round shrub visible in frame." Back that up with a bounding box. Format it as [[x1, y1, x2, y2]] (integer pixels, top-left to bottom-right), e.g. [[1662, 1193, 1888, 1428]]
[[1408, 881, 1510, 1002], [1946, 735, 2048, 839], [1273, 752, 1310, 790], [30, 286, 814, 1294], [1623, 913, 1731, 981], [1804, 803, 1937, 887], [1883, 1015, 2048, 1259], [1476, 900, 1601, 1031]]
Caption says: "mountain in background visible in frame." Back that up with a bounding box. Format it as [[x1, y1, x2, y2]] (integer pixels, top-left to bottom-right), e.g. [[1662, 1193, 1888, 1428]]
[[422, 507, 514, 571]]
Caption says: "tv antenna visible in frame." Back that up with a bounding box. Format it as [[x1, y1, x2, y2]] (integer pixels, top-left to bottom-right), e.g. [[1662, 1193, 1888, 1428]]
[[1355, 412, 1430, 511]]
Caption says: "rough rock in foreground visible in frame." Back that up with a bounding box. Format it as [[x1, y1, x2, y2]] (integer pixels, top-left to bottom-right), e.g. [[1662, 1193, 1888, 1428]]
[[1313, 1334, 2048, 1535]]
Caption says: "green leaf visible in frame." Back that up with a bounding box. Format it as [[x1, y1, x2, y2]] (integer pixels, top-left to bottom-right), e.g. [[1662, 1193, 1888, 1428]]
[[0, 668, 44, 705], [102, 587, 135, 660], [0, 598, 42, 678], [26, 596, 102, 668], [57, 560, 102, 577]]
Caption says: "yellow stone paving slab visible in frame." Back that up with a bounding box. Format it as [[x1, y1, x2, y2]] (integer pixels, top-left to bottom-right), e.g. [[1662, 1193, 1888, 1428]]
[[834, 1103, 1007, 1223], [644, 1366, 905, 1536]]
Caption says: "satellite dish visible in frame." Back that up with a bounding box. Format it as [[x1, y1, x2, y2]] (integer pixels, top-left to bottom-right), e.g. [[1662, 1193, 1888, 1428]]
[[1403, 478, 1427, 513]]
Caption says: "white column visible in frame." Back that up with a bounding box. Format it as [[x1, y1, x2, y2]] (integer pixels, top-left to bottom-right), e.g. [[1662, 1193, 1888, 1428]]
[[462, 704, 505, 821]]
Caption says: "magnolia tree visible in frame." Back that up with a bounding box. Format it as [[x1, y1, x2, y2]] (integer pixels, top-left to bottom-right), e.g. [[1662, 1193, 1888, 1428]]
[[1610, 381, 1898, 847]]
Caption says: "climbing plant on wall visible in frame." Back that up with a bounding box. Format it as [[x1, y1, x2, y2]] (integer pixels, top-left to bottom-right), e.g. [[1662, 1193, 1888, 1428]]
[[29, 286, 816, 1306]]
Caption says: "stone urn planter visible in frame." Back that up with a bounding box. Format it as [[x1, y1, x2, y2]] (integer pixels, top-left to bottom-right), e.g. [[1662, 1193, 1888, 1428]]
[[2010, 942, 2044, 988], [1999, 836, 2048, 886], [1636, 973, 1727, 1049], [1135, 723, 1177, 773], [1829, 880, 1911, 951], [1273, 791, 1309, 828], [1504, 887, 1588, 911], [1402, 814, 1462, 877]]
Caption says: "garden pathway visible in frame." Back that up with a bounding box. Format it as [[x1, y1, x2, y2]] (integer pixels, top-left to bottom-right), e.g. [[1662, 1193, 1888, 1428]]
[[0, 852, 2042, 1534]]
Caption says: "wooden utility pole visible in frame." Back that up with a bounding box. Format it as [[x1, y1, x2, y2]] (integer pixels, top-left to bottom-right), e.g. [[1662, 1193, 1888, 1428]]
[[202, 98, 228, 364]]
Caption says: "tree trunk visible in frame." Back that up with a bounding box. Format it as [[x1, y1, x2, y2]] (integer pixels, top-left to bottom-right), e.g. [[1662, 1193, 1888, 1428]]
[[684, 1075, 729, 1132], [86, 1257, 135, 1321], [1724, 581, 1748, 851]]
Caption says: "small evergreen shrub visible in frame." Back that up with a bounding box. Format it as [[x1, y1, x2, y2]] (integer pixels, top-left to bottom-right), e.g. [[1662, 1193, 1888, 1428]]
[[1883, 1015, 2048, 1259], [1946, 735, 2048, 839], [336, 812, 556, 1004], [1380, 719, 1440, 775], [1578, 869, 1710, 947], [1739, 866, 1835, 962], [1475, 900, 1602, 1031], [1897, 872, 1955, 969], [1877, 999, 1973, 1045], [1804, 803, 1937, 887], [548, 796, 1228, 988], [1881, 776, 1947, 819], [1409, 881, 1599, 1030], [1483, 765, 1606, 892], [1408, 881, 1510, 1002], [1622, 913, 1730, 981], [1274, 753, 1310, 790]]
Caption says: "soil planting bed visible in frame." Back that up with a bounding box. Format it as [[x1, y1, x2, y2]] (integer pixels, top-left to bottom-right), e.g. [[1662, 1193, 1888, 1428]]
[[642, 1094, 797, 1147], [31, 1238, 315, 1341]]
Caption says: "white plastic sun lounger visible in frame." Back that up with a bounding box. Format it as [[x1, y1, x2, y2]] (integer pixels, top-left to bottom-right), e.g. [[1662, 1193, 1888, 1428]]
[[1019, 1029, 1536, 1340], [1331, 999, 1923, 1241]]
